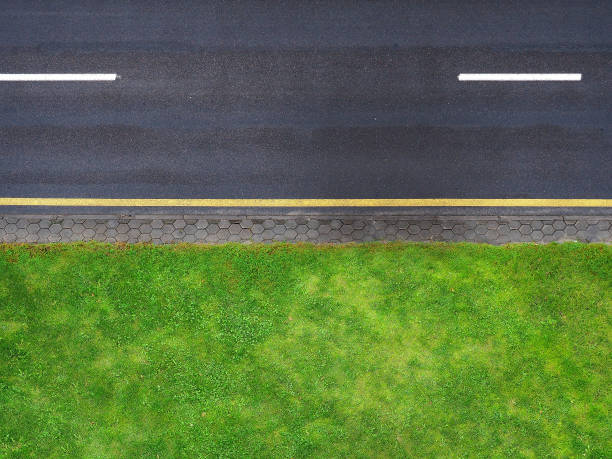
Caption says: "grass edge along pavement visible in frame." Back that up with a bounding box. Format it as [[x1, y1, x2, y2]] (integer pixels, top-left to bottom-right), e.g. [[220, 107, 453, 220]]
[[0, 242, 611, 457]]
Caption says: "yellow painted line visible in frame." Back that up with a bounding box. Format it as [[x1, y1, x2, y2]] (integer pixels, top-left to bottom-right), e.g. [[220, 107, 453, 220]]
[[0, 198, 611, 207]]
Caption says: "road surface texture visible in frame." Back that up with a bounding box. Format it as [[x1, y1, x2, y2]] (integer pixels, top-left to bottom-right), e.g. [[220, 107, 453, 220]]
[[1, 1, 611, 225]]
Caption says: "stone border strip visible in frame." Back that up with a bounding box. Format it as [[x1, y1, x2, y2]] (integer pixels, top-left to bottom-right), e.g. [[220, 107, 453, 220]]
[[0, 215, 610, 244]]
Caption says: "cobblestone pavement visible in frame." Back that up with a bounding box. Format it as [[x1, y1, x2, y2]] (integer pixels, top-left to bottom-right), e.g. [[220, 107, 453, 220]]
[[1, 214, 610, 244]]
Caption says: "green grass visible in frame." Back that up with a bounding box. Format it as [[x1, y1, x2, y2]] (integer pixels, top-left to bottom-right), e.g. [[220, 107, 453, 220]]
[[0, 243, 610, 458]]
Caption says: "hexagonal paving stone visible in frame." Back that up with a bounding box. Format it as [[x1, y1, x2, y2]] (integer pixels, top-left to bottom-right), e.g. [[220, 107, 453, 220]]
[[229, 223, 242, 235], [82, 229, 96, 239], [172, 229, 186, 239], [61, 219, 74, 229], [485, 229, 497, 240], [542, 225, 554, 235], [194, 229, 208, 240], [497, 224, 510, 235], [251, 224, 264, 234], [217, 229, 230, 240], [116, 223, 130, 234], [306, 229, 318, 239], [38, 228, 51, 240], [519, 224, 532, 235], [575, 220, 589, 231], [239, 228, 252, 239], [385, 226, 398, 235], [304, 220, 323, 231], [72, 223, 85, 234], [128, 229, 141, 239], [596, 220, 611, 231], [565, 226, 578, 236], [184, 224, 196, 235], [173, 220, 187, 229], [26, 223, 40, 234], [295, 224, 308, 234], [261, 229, 275, 240], [59, 228, 72, 239], [195, 219, 208, 229], [151, 219, 164, 229], [218, 220, 231, 229], [552, 220, 566, 230]]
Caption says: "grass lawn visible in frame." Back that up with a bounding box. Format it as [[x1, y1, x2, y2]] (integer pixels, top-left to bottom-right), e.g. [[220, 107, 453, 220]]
[[0, 242, 610, 457]]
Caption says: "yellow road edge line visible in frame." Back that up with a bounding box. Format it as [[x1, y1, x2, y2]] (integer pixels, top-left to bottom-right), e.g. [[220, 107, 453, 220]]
[[0, 198, 611, 207]]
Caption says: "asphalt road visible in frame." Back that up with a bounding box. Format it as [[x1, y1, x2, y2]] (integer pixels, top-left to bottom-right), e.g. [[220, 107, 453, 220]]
[[1, 1, 611, 215]]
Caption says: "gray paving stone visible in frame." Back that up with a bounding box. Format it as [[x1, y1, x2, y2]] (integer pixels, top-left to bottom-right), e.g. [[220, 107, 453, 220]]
[[553, 220, 566, 230], [82, 229, 95, 240], [261, 229, 275, 240], [1, 215, 610, 244]]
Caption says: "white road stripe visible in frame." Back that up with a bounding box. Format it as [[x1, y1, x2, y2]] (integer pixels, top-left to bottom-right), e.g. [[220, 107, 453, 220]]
[[458, 73, 581, 81], [0, 73, 117, 81]]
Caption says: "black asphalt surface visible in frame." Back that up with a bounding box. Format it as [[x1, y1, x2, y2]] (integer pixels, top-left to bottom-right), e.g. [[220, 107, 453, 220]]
[[1, 1, 611, 215]]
